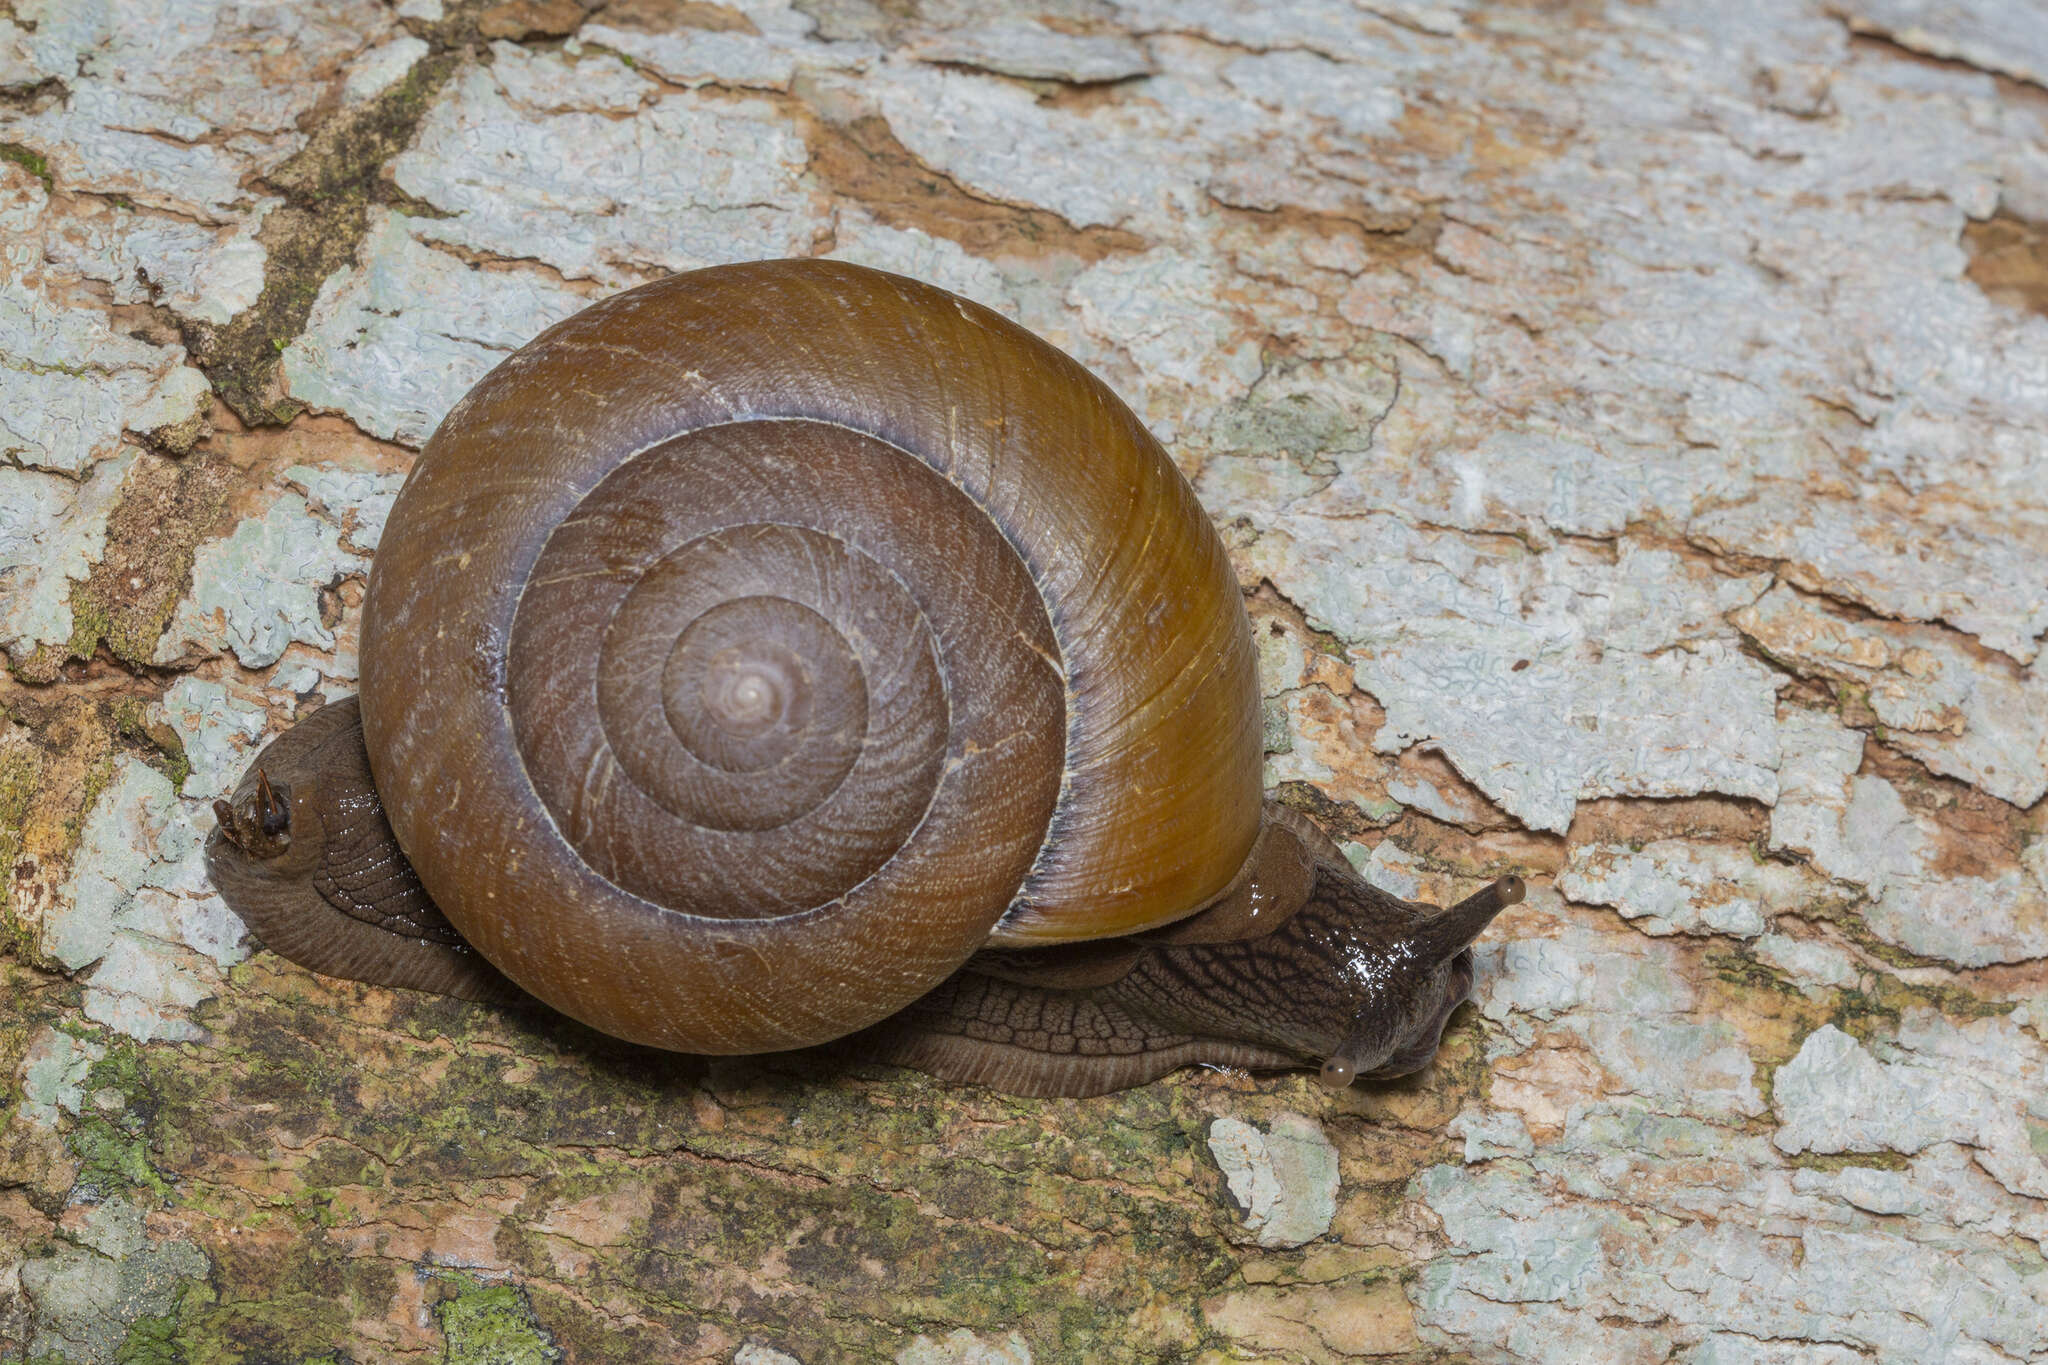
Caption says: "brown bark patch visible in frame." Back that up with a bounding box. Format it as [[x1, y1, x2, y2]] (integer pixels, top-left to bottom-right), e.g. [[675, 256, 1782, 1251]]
[[1392, 748, 1521, 832], [1964, 210, 2048, 317], [1488, 1042, 1610, 1141], [600, 0, 761, 34], [59, 450, 234, 675], [1387, 809, 1566, 879], [1861, 742, 2029, 881], [802, 110, 1148, 263], [2, 699, 117, 953], [478, 0, 591, 40], [1567, 794, 1772, 849]]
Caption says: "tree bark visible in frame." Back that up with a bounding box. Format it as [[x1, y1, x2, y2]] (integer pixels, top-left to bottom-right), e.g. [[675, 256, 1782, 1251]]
[[4, 0, 2047, 1362]]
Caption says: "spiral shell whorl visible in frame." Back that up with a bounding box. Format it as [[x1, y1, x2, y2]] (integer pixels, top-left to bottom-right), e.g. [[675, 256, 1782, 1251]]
[[359, 260, 1263, 1053], [510, 421, 1052, 923]]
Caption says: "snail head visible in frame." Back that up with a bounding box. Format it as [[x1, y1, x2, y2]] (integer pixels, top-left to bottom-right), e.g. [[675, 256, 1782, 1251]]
[[1114, 865, 1523, 1090], [212, 768, 292, 860], [204, 706, 351, 923], [1312, 875, 1524, 1089], [206, 696, 521, 1004]]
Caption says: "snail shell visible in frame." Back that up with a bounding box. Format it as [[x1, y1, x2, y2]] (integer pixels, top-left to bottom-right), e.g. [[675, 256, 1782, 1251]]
[[207, 259, 1519, 1096], [364, 259, 1261, 1054]]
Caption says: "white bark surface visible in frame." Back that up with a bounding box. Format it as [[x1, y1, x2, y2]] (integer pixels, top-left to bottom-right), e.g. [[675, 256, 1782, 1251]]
[[3, 0, 2046, 1361]]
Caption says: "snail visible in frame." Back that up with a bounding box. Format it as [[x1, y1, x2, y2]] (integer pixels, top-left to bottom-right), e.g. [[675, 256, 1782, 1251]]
[[206, 259, 1523, 1098]]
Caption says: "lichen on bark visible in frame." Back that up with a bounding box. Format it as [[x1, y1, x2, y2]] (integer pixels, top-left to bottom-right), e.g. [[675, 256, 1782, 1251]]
[[5, 0, 2048, 1362]]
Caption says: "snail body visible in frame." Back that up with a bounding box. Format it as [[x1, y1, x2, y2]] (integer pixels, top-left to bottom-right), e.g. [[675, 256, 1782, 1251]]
[[206, 259, 1519, 1097]]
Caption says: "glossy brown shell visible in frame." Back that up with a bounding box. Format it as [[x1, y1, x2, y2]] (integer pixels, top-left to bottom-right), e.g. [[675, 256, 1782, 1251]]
[[358, 259, 1263, 1053]]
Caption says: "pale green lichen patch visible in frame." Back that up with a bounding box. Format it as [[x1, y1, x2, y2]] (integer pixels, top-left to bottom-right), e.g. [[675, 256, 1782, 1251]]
[[433, 1281, 561, 1365], [183, 51, 465, 425], [278, 209, 585, 447], [1198, 345, 1401, 504], [64, 1038, 171, 1207], [3, 456, 138, 683], [1, 688, 238, 984], [896, 1329, 1035, 1365], [0, 734, 39, 955], [40, 758, 199, 976], [1206, 1113, 1339, 1250], [18, 1198, 205, 1364], [150, 680, 261, 803], [280, 465, 405, 555], [0, 142, 52, 191], [0, 258, 211, 480], [22, 741, 240, 1047], [387, 48, 813, 287], [151, 491, 361, 671], [17, 1029, 104, 1130]]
